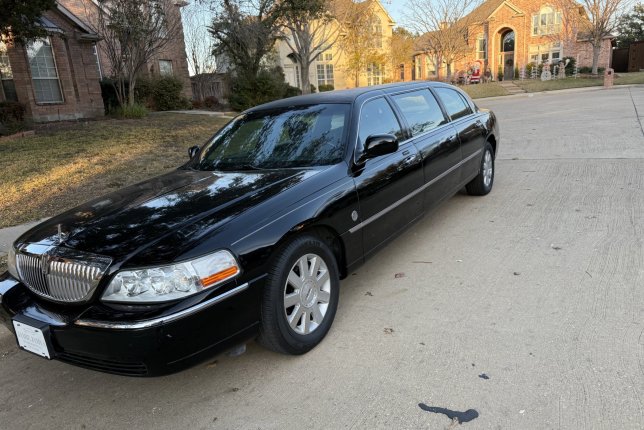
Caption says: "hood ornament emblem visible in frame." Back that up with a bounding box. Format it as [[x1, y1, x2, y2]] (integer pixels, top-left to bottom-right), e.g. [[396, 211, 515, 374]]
[[55, 224, 69, 245]]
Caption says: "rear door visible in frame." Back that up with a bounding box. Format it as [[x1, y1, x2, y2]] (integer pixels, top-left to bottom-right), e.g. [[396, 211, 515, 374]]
[[390, 88, 461, 210], [433, 87, 487, 184], [351, 97, 424, 256]]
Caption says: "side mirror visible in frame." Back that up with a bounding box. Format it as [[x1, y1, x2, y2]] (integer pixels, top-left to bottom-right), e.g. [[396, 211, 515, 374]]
[[188, 145, 199, 159], [359, 134, 398, 163]]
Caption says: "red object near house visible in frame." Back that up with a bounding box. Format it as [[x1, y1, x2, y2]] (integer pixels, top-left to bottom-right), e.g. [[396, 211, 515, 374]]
[[469, 61, 482, 84]]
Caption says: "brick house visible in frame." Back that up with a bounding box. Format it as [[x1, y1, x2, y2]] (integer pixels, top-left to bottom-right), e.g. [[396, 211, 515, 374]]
[[413, 0, 613, 81], [60, 0, 192, 100], [0, 3, 104, 122], [0, 0, 192, 123]]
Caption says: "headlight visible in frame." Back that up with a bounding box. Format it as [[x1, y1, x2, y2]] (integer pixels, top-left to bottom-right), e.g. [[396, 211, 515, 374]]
[[101, 250, 240, 303], [7, 246, 19, 279]]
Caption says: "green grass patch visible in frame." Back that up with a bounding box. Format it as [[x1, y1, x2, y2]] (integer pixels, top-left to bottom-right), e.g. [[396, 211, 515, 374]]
[[0, 113, 228, 228], [460, 82, 509, 99], [112, 103, 149, 119]]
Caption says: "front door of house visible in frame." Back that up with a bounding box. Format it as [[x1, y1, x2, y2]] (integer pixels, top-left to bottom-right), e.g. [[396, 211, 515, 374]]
[[504, 54, 514, 80]]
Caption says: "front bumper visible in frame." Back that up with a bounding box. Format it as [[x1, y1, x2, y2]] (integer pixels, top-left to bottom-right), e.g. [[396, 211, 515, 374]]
[[0, 273, 262, 376]]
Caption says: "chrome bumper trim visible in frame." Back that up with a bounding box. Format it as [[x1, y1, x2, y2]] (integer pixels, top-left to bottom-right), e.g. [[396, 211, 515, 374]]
[[74, 283, 249, 330]]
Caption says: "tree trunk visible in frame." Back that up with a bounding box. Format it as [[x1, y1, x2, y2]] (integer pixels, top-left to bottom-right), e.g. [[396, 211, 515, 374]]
[[591, 42, 601, 75], [128, 77, 136, 106], [301, 61, 311, 95], [446, 62, 452, 81], [355, 70, 359, 88]]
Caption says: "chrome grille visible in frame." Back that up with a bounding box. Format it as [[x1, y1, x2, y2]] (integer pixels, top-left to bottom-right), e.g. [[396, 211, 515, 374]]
[[16, 249, 111, 303]]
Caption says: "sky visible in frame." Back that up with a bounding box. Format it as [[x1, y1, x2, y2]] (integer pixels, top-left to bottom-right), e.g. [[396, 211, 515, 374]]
[[382, 0, 407, 24]]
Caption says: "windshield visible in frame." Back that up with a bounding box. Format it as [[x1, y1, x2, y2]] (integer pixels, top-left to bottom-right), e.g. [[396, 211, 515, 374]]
[[195, 104, 350, 171]]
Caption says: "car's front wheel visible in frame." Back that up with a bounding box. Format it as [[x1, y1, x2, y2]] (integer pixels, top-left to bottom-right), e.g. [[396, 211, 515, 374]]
[[258, 235, 340, 355], [466, 142, 495, 196]]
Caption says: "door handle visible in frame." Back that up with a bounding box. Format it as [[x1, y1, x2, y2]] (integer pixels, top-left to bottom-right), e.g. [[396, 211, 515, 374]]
[[402, 154, 418, 165]]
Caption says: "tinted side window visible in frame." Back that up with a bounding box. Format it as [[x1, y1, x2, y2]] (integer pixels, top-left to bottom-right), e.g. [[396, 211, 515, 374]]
[[358, 98, 404, 145], [392, 89, 447, 136], [435, 88, 472, 120]]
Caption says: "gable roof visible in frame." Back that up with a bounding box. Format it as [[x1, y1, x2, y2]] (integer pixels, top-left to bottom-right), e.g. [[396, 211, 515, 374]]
[[55, 2, 100, 40], [465, 0, 505, 23]]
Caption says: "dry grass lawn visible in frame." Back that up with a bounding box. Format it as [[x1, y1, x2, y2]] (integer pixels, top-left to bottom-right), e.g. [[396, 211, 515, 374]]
[[460, 82, 509, 99], [0, 113, 229, 229]]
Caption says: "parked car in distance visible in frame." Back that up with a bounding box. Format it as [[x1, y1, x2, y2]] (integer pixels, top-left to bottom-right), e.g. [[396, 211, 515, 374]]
[[0, 82, 498, 376]]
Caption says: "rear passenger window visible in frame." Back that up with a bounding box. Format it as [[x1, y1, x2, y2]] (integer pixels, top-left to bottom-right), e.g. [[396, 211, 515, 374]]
[[358, 98, 404, 145], [392, 89, 447, 136], [435, 88, 472, 120]]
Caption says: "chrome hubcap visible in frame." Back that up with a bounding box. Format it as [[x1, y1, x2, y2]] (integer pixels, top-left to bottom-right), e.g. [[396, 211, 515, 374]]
[[483, 150, 493, 187], [284, 253, 331, 335]]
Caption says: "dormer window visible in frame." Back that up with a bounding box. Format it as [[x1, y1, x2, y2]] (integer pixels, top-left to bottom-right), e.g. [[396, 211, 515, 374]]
[[532, 6, 562, 36]]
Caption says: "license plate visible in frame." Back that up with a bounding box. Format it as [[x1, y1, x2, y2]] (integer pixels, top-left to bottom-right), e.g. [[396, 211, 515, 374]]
[[13, 320, 51, 359]]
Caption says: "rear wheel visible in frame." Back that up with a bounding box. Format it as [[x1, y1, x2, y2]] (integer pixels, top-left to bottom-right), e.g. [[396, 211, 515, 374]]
[[466, 142, 494, 196], [258, 235, 340, 355]]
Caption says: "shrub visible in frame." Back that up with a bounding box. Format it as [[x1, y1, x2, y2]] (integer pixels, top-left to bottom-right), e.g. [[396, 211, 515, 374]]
[[150, 76, 191, 111], [192, 99, 204, 109], [562, 56, 576, 75], [309, 84, 317, 93], [0, 101, 29, 136], [229, 67, 294, 111], [318, 84, 334, 92], [497, 65, 503, 81], [99, 79, 121, 114], [203, 96, 219, 109], [578, 66, 605, 74], [113, 103, 148, 119], [284, 85, 302, 98], [514, 66, 519, 79]]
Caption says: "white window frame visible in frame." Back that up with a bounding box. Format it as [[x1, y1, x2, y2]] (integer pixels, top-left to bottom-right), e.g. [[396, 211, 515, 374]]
[[367, 63, 383, 86], [316, 63, 334, 88], [27, 37, 64, 104], [532, 7, 563, 36], [476, 36, 487, 60], [159, 59, 173, 76]]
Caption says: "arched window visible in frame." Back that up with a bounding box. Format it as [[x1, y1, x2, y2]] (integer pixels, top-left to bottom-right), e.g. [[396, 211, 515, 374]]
[[501, 31, 514, 52], [532, 6, 562, 35]]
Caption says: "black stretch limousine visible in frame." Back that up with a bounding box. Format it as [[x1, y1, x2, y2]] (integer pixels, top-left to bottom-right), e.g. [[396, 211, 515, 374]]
[[1, 81, 499, 376]]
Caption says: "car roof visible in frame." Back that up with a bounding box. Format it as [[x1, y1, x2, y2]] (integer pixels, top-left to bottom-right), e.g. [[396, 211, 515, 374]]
[[247, 81, 456, 112]]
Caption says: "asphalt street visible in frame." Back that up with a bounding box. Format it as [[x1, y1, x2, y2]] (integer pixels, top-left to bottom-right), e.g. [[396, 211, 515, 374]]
[[0, 85, 642, 429]]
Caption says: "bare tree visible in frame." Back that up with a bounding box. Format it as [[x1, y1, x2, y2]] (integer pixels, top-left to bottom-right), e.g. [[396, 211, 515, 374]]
[[182, 2, 217, 100], [577, 0, 631, 74], [404, 0, 481, 80], [334, 0, 387, 87], [88, 0, 184, 107], [208, 0, 284, 79], [281, 0, 340, 94]]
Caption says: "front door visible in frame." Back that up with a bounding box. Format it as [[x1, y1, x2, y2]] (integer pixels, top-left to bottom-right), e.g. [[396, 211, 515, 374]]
[[504, 54, 514, 80]]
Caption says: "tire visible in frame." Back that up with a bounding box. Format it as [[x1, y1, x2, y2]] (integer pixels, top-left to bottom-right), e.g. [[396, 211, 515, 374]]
[[258, 235, 340, 355], [466, 142, 495, 196]]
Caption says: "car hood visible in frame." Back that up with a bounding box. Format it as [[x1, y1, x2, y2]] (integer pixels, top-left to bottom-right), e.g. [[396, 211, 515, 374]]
[[16, 168, 321, 264]]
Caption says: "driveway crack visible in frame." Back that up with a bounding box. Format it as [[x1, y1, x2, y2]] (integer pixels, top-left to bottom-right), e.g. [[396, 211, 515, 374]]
[[628, 87, 644, 138]]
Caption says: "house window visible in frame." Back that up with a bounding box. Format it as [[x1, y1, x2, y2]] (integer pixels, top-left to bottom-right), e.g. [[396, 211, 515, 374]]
[[367, 63, 383, 86], [159, 60, 173, 76], [27, 37, 63, 104], [476, 37, 487, 60], [425, 55, 436, 76], [295, 65, 301, 89], [399, 64, 405, 81], [414, 56, 421, 80], [532, 7, 563, 35], [316, 52, 332, 61], [373, 20, 383, 49], [0, 42, 17, 102], [529, 43, 564, 64], [317, 64, 334, 87]]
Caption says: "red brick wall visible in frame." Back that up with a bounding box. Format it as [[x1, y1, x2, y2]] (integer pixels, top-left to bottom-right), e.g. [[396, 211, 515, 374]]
[[5, 9, 103, 122], [59, 0, 193, 99]]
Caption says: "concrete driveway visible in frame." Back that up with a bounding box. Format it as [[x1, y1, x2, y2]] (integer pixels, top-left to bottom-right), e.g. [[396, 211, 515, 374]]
[[0, 86, 642, 429]]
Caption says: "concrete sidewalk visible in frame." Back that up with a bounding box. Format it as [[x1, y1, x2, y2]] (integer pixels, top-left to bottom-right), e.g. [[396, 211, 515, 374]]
[[0, 220, 43, 256]]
